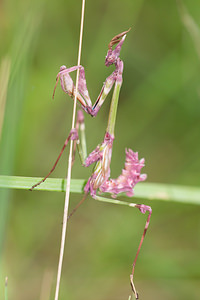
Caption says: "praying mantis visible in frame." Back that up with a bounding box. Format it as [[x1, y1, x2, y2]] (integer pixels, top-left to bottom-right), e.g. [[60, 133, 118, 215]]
[[30, 29, 152, 299]]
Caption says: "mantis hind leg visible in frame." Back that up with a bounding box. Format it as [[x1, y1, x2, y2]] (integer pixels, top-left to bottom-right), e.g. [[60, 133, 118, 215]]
[[93, 194, 152, 300]]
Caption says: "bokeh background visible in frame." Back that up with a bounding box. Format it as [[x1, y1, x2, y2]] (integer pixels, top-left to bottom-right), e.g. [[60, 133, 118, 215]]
[[0, 0, 200, 299]]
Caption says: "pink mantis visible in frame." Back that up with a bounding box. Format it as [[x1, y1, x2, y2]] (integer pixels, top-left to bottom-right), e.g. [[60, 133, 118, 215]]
[[31, 29, 152, 299]]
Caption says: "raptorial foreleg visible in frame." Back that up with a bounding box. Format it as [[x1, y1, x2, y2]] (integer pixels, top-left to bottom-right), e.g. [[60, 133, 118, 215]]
[[53, 64, 116, 117]]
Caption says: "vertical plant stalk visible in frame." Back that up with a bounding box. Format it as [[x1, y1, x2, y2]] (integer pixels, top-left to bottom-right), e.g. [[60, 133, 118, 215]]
[[54, 1, 85, 300], [177, 0, 200, 60], [5, 277, 8, 300], [0, 57, 11, 139]]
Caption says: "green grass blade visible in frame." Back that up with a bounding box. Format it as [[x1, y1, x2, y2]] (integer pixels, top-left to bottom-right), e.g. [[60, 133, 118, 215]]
[[0, 175, 200, 205], [177, 0, 200, 60], [0, 175, 85, 193], [5, 277, 8, 300], [135, 182, 200, 205], [0, 5, 43, 257], [0, 57, 11, 139]]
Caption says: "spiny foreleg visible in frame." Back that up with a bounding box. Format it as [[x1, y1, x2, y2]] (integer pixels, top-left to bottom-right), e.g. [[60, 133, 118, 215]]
[[53, 30, 130, 117], [53, 65, 116, 117]]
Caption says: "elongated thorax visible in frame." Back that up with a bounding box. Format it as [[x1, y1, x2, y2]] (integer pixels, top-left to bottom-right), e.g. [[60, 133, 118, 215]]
[[84, 132, 114, 196]]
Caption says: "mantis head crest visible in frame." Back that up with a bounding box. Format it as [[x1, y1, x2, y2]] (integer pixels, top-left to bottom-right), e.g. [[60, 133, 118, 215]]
[[105, 28, 131, 67]]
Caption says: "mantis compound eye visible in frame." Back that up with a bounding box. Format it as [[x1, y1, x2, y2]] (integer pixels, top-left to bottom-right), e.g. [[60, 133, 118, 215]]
[[60, 65, 67, 71], [105, 50, 117, 66]]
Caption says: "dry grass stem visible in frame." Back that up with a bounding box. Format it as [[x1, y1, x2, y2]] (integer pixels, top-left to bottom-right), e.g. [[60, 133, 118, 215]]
[[54, 1, 86, 300]]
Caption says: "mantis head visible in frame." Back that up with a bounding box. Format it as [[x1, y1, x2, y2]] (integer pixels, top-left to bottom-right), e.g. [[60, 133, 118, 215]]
[[105, 28, 131, 67]]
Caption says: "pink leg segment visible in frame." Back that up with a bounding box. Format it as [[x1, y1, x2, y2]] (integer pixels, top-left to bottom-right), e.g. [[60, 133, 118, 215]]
[[53, 65, 116, 117], [130, 204, 152, 299], [30, 112, 86, 191]]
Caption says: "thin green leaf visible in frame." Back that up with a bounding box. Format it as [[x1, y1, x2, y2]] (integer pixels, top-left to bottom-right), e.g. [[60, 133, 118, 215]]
[[0, 57, 11, 139], [0, 175, 200, 205], [5, 277, 8, 300], [177, 0, 200, 60], [0, 6, 43, 257], [0, 175, 85, 193]]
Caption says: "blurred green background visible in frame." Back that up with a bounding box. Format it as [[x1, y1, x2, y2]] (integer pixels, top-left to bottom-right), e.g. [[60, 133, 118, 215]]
[[0, 0, 200, 299]]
